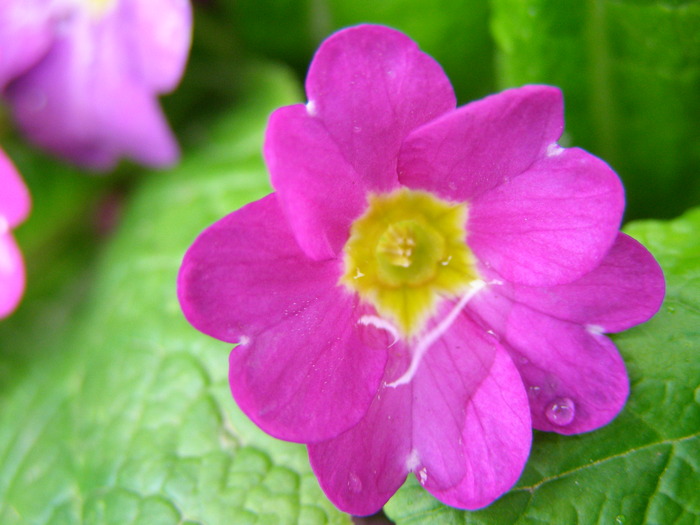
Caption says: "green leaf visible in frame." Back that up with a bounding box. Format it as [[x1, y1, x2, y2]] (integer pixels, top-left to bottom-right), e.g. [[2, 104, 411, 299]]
[[0, 63, 350, 525], [224, 0, 495, 103], [490, 0, 700, 220], [384, 208, 700, 524]]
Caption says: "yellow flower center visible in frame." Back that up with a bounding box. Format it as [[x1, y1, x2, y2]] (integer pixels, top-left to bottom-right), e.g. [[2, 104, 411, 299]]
[[340, 188, 478, 337]]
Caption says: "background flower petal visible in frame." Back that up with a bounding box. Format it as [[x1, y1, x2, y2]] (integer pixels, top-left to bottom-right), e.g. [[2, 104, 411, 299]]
[[0, 150, 30, 227], [306, 25, 456, 182], [178, 194, 386, 442], [0, 233, 25, 318], [5, 11, 178, 170], [426, 345, 531, 510], [0, 0, 52, 89], [121, 0, 192, 92], [468, 147, 624, 286], [399, 85, 563, 200], [264, 104, 373, 260]]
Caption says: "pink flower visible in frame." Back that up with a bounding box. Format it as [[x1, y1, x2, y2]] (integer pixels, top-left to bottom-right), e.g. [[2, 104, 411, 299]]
[[0, 0, 192, 170], [0, 148, 30, 318], [178, 25, 665, 514]]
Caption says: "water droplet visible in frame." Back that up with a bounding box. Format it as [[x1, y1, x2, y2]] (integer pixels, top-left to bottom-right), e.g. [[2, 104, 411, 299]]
[[417, 467, 428, 485], [615, 515, 626, 524], [348, 472, 363, 493], [528, 385, 541, 398], [353, 126, 362, 133], [545, 397, 575, 426]]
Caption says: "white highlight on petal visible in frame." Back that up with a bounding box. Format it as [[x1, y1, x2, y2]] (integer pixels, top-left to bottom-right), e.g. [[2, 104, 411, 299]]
[[358, 315, 399, 347], [546, 143, 565, 157], [405, 448, 420, 471], [586, 324, 605, 336], [417, 467, 428, 485], [306, 100, 317, 116], [237, 335, 251, 346], [386, 280, 487, 388]]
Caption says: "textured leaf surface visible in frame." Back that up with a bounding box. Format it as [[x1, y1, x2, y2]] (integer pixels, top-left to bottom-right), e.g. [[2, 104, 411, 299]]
[[0, 64, 351, 525], [490, 0, 700, 220], [384, 207, 700, 524]]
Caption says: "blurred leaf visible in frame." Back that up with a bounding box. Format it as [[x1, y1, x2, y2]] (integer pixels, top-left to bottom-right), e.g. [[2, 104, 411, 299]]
[[0, 63, 350, 524], [224, 0, 495, 103], [0, 143, 116, 386], [490, 0, 700, 220], [384, 207, 700, 523]]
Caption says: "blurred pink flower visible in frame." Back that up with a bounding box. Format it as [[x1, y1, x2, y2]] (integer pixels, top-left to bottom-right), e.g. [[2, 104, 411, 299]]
[[178, 25, 665, 514], [0, 148, 30, 318], [0, 0, 192, 170]]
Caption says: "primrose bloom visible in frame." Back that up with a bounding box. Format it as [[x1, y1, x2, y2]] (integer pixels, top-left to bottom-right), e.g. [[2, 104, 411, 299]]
[[0, 149, 30, 318], [0, 0, 192, 170], [178, 26, 665, 514]]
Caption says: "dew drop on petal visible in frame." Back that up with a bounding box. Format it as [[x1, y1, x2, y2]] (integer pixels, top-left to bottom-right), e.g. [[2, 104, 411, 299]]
[[545, 397, 576, 426], [528, 385, 541, 399]]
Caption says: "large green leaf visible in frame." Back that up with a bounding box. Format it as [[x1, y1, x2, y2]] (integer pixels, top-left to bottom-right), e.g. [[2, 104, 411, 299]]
[[223, 0, 495, 103], [490, 0, 700, 220], [384, 208, 700, 524], [0, 64, 350, 525]]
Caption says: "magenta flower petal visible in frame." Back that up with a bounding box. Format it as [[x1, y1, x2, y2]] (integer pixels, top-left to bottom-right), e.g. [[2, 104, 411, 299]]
[[0, 150, 30, 227], [406, 310, 499, 491], [497, 233, 665, 333], [305, 25, 456, 183], [399, 85, 563, 200], [309, 320, 529, 515], [0, 233, 25, 318], [307, 365, 413, 516], [425, 345, 531, 510], [266, 24, 455, 259], [470, 233, 664, 433], [469, 147, 624, 286], [178, 195, 386, 442], [125, 0, 192, 92], [506, 316, 628, 434], [179, 25, 665, 514], [265, 105, 376, 260]]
